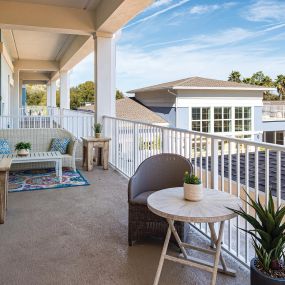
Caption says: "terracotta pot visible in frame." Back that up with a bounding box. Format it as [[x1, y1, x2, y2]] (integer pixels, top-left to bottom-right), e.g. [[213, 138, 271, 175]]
[[183, 183, 204, 201], [17, 149, 29, 156], [95, 133, 101, 138]]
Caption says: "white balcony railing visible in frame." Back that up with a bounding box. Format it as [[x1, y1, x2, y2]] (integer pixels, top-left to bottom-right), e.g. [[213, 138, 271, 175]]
[[0, 109, 94, 140], [103, 115, 285, 267]]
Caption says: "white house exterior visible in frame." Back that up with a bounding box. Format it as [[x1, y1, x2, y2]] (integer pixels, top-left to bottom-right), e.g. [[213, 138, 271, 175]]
[[128, 77, 276, 142]]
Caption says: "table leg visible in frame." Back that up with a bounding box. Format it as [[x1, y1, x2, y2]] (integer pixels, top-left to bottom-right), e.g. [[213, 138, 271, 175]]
[[168, 219, 188, 258], [153, 224, 172, 285], [58, 159, 63, 182], [210, 221, 225, 285], [82, 145, 86, 167], [103, 142, 109, 170], [0, 171, 8, 224], [87, 142, 94, 171]]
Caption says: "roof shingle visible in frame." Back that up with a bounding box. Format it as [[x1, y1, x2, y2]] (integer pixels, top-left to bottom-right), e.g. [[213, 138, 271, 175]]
[[128, 76, 273, 93]]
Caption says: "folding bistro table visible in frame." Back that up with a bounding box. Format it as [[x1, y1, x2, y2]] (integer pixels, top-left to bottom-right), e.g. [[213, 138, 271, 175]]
[[147, 187, 242, 285]]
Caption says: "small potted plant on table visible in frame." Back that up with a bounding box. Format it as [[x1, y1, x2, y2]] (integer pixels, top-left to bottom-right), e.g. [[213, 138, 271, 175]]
[[183, 171, 204, 201], [15, 142, 31, 156], [93, 123, 102, 138], [230, 191, 285, 285]]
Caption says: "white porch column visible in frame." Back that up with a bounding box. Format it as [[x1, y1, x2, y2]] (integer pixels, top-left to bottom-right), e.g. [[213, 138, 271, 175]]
[[11, 69, 20, 117], [50, 80, 57, 108], [60, 71, 70, 110], [46, 83, 51, 107], [94, 32, 116, 123]]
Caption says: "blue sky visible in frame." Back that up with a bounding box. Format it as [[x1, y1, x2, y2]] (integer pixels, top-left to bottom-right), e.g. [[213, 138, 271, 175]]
[[70, 0, 285, 92]]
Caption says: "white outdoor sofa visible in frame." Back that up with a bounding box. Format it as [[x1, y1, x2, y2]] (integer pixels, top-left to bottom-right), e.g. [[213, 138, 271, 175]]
[[0, 128, 77, 171]]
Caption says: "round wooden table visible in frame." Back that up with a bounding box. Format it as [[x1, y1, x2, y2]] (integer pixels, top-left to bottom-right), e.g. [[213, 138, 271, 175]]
[[147, 187, 242, 285]]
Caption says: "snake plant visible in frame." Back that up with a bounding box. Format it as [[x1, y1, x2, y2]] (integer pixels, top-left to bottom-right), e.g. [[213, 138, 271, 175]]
[[229, 191, 285, 272]]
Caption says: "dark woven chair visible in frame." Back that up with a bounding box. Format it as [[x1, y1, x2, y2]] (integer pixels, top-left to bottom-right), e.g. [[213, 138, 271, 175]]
[[128, 153, 193, 246]]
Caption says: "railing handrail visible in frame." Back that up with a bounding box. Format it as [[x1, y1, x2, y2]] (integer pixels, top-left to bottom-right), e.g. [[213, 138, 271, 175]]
[[103, 115, 285, 151]]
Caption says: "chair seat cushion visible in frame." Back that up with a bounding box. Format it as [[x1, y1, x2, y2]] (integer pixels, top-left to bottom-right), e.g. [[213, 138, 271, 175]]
[[131, 191, 155, 205]]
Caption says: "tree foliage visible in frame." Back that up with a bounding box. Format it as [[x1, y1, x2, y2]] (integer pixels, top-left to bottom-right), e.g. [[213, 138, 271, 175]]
[[26, 85, 47, 106], [228, 71, 242, 83], [228, 71, 284, 101], [26, 81, 124, 109]]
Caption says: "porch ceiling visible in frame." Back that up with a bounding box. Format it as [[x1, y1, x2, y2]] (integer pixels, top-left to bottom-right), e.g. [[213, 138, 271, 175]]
[[0, 0, 101, 10], [0, 0, 153, 80], [3, 29, 74, 61]]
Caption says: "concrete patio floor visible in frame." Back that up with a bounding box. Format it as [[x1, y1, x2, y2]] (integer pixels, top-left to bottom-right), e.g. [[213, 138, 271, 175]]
[[0, 165, 249, 285]]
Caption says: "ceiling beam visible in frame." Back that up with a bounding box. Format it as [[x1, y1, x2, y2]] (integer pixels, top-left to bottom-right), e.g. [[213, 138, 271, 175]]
[[20, 72, 51, 81], [94, 0, 153, 33], [14, 60, 59, 72], [0, 1, 95, 35]]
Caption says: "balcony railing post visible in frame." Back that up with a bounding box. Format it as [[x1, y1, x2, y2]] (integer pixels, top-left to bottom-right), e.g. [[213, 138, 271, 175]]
[[162, 129, 169, 153], [115, 119, 119, 169], [133, 123, 139, 171], [211, 138, 219, 190]]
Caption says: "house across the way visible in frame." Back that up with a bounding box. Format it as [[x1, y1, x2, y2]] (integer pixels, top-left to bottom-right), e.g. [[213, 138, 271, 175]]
[[128, 76, 277, 142], [79, 97, 168, 126]]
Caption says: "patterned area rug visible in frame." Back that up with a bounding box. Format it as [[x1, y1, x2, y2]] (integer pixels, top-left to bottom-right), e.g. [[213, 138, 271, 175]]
[[9, 168, 89, 192]]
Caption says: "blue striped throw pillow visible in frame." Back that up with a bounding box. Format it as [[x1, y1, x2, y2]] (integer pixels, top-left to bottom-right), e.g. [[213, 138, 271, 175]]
[[49, 138, 70, 154], [0, 139, 11, 154]]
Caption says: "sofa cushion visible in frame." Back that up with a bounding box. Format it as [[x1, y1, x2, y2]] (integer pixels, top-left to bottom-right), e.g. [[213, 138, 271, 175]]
[[131, 191, 155, 205], [0, 139, 11, 154], [49, 138, 70, 154]]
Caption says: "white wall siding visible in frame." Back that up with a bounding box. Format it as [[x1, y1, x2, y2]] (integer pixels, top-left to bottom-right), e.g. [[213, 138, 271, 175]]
[[135, 90, 175, 107], [176, 89, 263, 108], [1, 51, 13, 116], [1, 31, 14, 116]]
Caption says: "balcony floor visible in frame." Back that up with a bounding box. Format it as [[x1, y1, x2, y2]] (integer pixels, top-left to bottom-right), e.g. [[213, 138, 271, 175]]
[[0, 165, 249, 285]]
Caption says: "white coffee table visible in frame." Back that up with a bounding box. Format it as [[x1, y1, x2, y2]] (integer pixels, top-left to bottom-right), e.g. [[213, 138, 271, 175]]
[[0, 151, 63, 181], [147, 187, 242, 285]]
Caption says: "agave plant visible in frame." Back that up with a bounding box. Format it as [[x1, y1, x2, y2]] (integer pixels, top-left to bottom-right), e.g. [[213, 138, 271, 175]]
[[230, 191, 285, 272]]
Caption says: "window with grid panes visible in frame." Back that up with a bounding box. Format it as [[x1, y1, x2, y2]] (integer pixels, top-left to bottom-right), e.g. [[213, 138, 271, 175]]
[[214, 107, 231, 133], [235, 107, 252, 132], [191, 107, 210, 133]]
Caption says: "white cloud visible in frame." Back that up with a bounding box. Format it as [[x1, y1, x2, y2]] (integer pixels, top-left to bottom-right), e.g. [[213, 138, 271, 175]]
[[151, 0, 174, 9], [116, 43, 285, 92], [143, 21, 285, 49], [189, 2, 236, 15], [243, 0, 285, 22], [124, 0, 190, 29]]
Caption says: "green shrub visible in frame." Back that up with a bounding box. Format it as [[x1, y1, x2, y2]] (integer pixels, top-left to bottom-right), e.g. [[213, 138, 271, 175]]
[[15, 142, 31, 150]]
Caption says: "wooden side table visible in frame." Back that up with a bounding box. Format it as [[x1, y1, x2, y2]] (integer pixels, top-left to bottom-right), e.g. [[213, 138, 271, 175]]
[[0, 158, 12, 224], [82, 137, 111, 171], [147, 188, 242, 285]]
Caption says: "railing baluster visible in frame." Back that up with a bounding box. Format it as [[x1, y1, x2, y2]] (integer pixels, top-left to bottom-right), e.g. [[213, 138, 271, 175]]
[[277, 150, 281, 207], [245, 144, 249, 264], [221, 140, 224, 192], [199, 135, 202, 182], [205, 137, 209, 189], [265, 148, 269, 205]]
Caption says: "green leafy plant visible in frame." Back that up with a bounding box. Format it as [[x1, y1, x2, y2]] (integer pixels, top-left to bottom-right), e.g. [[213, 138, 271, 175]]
[[15, 142, 31, 151], [229, 190, 285, 272], [93, 123, 102, 134], [184, 172, 201, 185]]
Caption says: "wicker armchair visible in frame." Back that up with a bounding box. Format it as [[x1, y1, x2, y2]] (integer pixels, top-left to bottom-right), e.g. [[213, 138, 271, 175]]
[[128, 153, 193, 246]]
